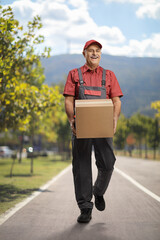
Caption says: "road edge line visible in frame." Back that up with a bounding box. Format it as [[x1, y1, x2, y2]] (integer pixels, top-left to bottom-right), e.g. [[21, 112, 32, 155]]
[[0, 164, 72, 226], [115, 167, 160, 203]]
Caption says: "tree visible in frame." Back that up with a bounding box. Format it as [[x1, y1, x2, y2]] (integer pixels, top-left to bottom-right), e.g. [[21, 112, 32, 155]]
[[128, 113, 147, 158], [142, 116, 152, 159], [150, 101, 160, 159], [0, 5, 51, 132], [38, 91, 71, 156], [0, 5, 63, 173], [113, 114, 129, 154], [151, 101, 160, 119], [147, 118, 160, 159]]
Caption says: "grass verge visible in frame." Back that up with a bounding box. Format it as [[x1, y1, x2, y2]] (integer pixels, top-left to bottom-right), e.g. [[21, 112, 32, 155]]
[[115, 149, 160, 161], [0, 155, 71, 215]]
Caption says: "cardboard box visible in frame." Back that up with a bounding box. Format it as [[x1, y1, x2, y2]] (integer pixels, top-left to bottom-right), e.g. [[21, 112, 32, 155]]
[[75, 99, 113, 139]]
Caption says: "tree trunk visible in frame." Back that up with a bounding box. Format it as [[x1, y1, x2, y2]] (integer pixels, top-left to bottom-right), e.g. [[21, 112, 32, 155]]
[[153, 147, 156, 160], [145, 138, 148, 159], [30, 132, 34, 174], [139, 139, 142, 158], [129, 150, 132, 157], [128, 146, 132, 157], [30, 116, 35, 174], [10, 156, 16, 178], [19, 132, 24, 164], [31, 157, 34, 174]]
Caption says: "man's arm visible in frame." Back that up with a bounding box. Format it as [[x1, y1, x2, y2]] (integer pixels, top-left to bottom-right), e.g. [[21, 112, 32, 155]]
[[111, 96, 121, 134], [65, 96, 76, 135]]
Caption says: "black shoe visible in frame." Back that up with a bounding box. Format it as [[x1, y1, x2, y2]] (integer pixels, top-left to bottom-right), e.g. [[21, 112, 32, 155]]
[[77, 208, 92, 223], [94, 195, 105, 211]]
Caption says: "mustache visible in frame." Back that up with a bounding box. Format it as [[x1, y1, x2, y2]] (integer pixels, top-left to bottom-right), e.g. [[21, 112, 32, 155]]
[[91, 55, 99, 59]]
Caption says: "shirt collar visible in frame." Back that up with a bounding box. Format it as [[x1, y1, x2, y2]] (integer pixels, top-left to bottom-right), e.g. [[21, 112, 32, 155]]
[[82, 64, 100, 73]]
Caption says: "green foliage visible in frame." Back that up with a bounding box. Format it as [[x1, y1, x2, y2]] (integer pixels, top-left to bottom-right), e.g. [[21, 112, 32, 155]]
[[151, 101, 160, 119], [113, 114, 129, 149], [0, 5, 62, 135], [147, 118, 159, 149], [129, 113, 148, 141], [38, 88, 70, 152], [114, 111, 160, 159]]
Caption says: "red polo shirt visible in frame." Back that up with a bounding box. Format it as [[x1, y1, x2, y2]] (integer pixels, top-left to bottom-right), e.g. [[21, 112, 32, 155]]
[[63, 64, 123, 99]]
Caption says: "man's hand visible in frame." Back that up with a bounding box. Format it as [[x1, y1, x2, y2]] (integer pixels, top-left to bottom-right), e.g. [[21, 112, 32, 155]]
[[70, 118, 76, 136], [65, 96, 76, 135]]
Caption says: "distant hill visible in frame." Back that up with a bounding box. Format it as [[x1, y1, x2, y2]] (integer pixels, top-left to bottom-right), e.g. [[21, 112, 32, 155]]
[[42, 54, 160, 117]]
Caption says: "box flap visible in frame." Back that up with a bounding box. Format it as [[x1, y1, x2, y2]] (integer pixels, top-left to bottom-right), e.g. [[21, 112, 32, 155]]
[[75, 99, 113, 107]]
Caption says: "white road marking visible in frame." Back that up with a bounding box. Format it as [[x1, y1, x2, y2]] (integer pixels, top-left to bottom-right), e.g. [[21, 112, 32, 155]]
[[115, 167, 160, 203], [0, 165, 72, 226]]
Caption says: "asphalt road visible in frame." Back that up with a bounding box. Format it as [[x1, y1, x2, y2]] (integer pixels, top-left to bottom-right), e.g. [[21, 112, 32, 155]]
[[0, 155, 160, 240]]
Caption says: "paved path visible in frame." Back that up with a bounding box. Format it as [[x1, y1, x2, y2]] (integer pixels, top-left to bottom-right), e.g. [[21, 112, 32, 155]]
[[0, 155, 160, 240]]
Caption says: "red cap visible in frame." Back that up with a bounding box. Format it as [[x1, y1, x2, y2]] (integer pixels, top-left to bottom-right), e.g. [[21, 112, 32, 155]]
[[83, 40, 102, 51]]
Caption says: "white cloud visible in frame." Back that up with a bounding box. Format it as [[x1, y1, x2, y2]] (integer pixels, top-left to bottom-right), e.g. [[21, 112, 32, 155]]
[[3, 0, 125, 55], [2, 0, 160, 57], [103, 33, 160, 57], [68, 0, 88, 9], [136, 2, 160, 19], [103, 0, 159, 4], [103, 0, 160, 19]]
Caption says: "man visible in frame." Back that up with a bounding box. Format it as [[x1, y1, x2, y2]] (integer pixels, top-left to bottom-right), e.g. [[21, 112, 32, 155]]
[[63, 40, 123, 223]]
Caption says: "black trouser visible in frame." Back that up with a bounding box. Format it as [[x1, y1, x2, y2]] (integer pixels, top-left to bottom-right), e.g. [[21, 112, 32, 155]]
[[72, 136, 116, 210]]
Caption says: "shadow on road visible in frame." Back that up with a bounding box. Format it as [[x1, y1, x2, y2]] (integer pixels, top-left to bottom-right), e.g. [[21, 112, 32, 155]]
[[47, 222, 118, 240], [4, 173, 42, 178], [0, 184, 53, 203]]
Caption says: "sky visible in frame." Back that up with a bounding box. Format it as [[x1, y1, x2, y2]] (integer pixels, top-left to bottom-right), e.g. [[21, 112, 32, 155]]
[[1, 0, 160, 57]]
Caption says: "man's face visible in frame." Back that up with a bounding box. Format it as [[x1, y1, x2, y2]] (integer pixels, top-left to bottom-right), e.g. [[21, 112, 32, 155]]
[[83, 44, 101, 69]]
